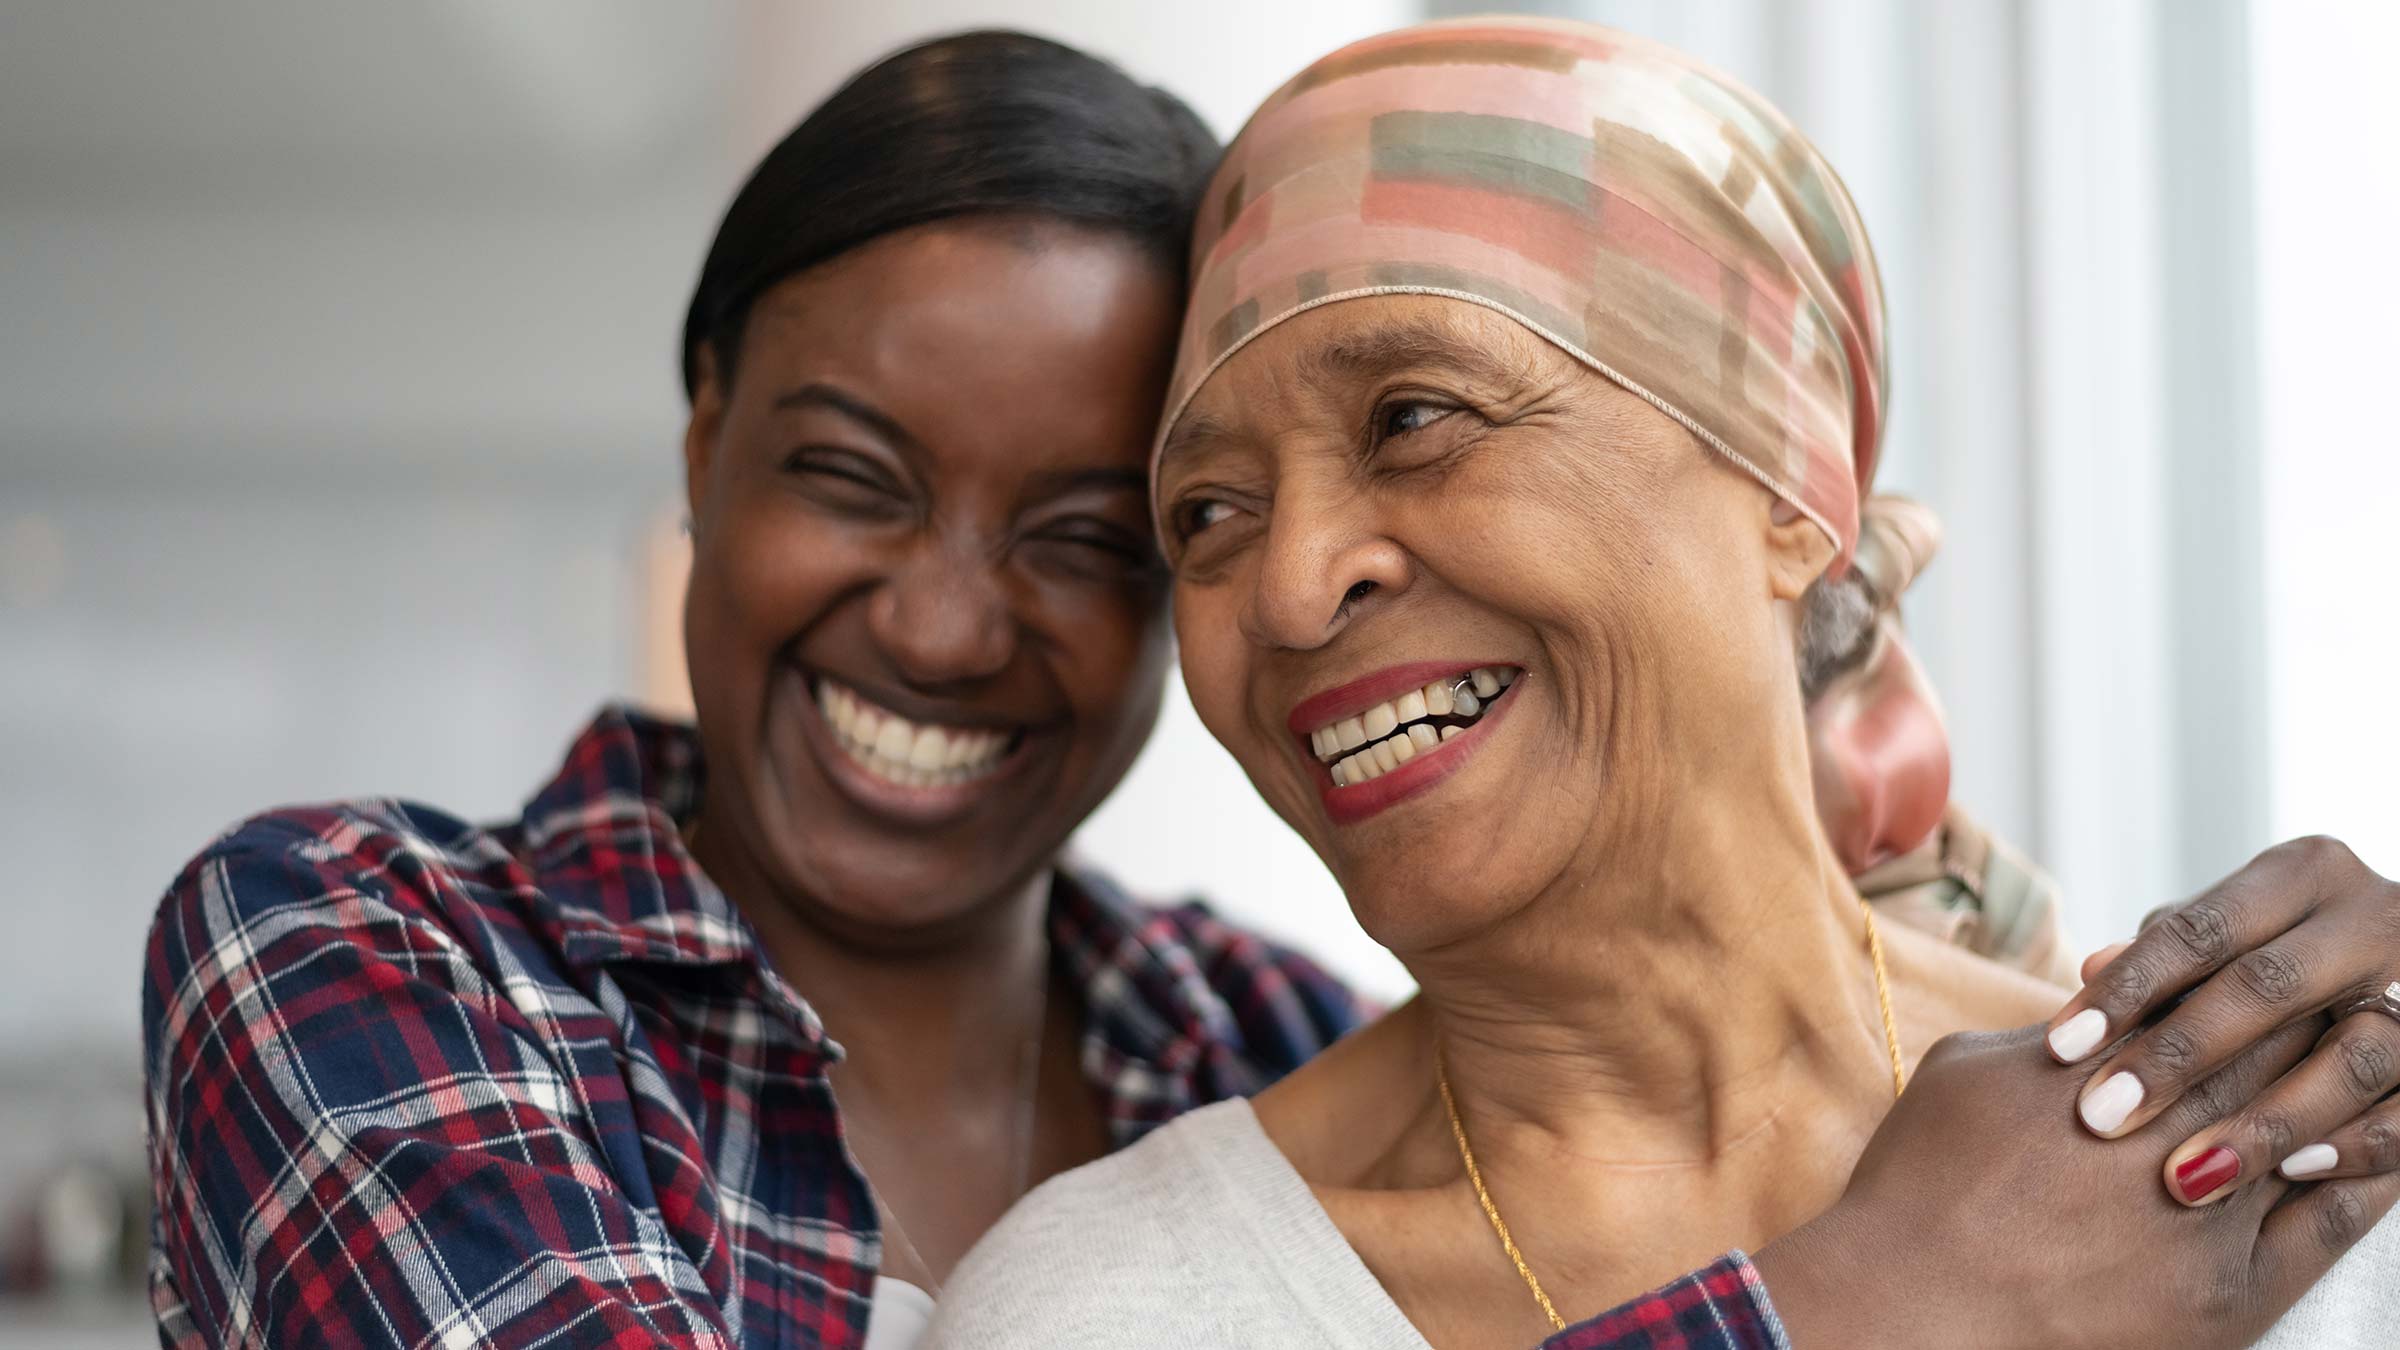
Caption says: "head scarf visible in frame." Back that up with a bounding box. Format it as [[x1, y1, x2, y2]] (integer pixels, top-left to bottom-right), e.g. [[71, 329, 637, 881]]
[[1160, 16, 1950, 867], [1156, 14, 1885, 563]]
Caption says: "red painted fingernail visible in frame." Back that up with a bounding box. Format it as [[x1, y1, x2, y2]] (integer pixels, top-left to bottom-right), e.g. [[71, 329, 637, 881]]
[[2174, 1147, 2242, 1203]]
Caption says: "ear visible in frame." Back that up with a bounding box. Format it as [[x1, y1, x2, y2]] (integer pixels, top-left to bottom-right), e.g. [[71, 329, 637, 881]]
[[1764, 496, 1840, 602], [682, 347, 727, 528]]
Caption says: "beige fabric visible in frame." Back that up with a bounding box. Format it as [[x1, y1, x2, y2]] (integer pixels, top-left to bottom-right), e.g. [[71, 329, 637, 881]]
[[1859, 802, 2079, 988]]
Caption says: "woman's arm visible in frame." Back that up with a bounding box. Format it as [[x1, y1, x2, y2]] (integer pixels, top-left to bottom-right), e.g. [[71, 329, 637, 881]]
[[145, 817, 737, 1349]]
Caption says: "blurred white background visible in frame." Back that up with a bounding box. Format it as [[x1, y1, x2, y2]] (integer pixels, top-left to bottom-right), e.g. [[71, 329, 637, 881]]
[[0, 1, 2393, 1338]]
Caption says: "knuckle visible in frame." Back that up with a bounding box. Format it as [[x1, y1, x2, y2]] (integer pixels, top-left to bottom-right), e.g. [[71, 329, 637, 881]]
[[1917, 1029, 2000, 1075], [2095, 955, 2164, 1018], [1919, 1030, 1971, 1066], [2239, 1107, 2299, 1162], [2357, 1117, 2400, 1173], [2281, 834, 2357, 873], [2335, 1027, 2397, 1100], [2230, 946, 2310, 1011], [2145, 1023, 2205, 1082], [2295, 834, 2365, 887], [2180, 1069, 2236, 1126], [2163, 900, 2239, 966], [2315, 1186, 2370, 1252]]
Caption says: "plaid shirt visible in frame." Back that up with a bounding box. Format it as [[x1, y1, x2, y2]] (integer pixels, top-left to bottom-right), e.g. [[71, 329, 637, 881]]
[[144, 706, 1784, 1350], [1543, 1256, 1786, 1350]]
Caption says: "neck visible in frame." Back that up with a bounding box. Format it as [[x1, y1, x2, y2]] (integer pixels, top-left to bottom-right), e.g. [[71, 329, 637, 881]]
[[686, 811, 1088, 1287], [687, 807, 1055, 1097], [1408, 771, 1892, 1164]]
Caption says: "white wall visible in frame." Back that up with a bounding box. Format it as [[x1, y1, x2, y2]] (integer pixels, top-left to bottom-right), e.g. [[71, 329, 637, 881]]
[[727, 1, 1419, 167], [0, 481, 660, 1047], [2254, 0, 2400, 873]]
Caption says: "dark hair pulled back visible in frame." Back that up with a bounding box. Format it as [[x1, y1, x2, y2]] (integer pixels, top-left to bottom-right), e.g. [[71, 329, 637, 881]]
[[680, 30, 1219, 399]]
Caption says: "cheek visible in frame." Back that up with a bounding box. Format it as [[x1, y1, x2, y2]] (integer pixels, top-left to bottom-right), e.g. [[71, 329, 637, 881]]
[[690, 507, 861, 678], [1170, 586, 1257, 757], [1168, 582, 1329, 835], [1476, 447, 1722, 646]]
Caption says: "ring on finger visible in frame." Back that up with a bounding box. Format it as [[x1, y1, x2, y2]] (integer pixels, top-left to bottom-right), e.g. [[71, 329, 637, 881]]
[[2276, 992, 2400, 1180], [2341, 980, 2400, 1024]]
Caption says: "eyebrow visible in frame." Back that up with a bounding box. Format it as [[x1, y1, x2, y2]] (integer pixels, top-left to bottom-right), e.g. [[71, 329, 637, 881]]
[[771, 383, 923, 457], [1157, 315, 1537, 472], [1156, 407, 1237, 473], [770, 387, 1145, 503], [1295, 315, 1536, 393]]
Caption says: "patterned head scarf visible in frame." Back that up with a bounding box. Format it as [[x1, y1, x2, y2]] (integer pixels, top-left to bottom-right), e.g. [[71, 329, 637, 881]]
[[1161, 16, 1963, 870], [1154, 14, 1888, 567]]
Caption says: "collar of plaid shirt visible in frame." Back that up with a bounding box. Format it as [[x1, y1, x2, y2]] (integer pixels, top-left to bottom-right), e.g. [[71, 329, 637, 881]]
[[143, 705, 1362, 1349], [511, 708, 1357, 1093]]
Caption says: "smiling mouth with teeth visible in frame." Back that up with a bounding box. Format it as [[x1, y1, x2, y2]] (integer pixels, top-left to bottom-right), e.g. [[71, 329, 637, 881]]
[[813, 677, 1021, 791], [1306, 665, 1519, 787]]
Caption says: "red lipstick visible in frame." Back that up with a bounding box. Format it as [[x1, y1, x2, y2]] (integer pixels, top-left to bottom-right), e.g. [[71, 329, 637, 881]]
[[1311, 676, 1521, 825], [1286, 660, 1508, 737]]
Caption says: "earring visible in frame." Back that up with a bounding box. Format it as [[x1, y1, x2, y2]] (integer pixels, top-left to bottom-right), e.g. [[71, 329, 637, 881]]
[[680, 515, 694, 539]]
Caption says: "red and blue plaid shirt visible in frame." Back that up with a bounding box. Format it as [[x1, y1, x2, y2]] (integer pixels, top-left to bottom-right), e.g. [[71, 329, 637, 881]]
[[143, 706, 1784, 1349]]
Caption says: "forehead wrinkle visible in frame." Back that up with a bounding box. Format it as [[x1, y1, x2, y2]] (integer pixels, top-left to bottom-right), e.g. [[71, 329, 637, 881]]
[[1156, 407, 1239, 477], [1293, 312, 1542, 400]]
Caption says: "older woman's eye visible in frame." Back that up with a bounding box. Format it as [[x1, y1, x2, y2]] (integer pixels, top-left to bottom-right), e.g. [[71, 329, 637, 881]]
[[1172, 497, 1240, 540], [1378, 400, 1454, 439]]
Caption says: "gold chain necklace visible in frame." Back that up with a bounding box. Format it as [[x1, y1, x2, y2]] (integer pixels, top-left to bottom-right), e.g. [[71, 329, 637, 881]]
[[1437, 896, 1906, 1333]]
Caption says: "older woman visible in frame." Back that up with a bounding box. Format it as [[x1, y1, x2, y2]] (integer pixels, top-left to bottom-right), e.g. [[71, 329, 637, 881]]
[[928, 18, 2400, 1350]]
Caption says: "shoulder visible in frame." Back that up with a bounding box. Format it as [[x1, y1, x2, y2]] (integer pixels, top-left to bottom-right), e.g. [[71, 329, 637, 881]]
[[928, 1102, 1263, 1348], [1158, 896, 1372, 1071], [149, 797, 515, 953], [1878, 917, 2068, 1063], [1061, 864, 1371, 1082], [142, 799, 536, 1057]]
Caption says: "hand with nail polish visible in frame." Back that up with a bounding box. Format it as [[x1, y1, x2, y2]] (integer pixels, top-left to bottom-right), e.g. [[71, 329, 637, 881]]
[[2040, 837, 2400, 1213], [1758, 1017, 2397, 1348]]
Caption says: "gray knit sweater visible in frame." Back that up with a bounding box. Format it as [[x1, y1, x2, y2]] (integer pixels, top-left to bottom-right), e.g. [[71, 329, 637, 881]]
[[924, 1099, 2398, 1349]]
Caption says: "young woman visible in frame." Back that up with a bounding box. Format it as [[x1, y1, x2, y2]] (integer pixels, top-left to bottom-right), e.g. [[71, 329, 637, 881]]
[[145, 24, 2400, 1350], [143, 34, 1360, 1350]]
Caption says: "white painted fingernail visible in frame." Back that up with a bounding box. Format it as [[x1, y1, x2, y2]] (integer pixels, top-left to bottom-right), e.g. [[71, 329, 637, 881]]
[[2280, 1144, 2339, 1179], [2048, 1009, 2109, 1063], [2080, 1072, 2145, 1135]]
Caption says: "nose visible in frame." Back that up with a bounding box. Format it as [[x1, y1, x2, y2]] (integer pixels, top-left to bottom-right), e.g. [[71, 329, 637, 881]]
[[1241, 481, 1411, 651], [866, 539, 1017, 686]]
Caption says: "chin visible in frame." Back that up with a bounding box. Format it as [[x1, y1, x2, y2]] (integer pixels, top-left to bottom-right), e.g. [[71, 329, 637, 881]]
[[774, 838, 1035, 946], [1332, 860, 1498, 955], [1336, 799, 1587, 946]]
